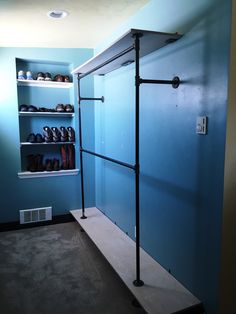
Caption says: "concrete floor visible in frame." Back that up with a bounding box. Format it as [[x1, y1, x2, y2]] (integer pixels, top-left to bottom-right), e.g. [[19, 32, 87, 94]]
[[0, 222, 146, 314]]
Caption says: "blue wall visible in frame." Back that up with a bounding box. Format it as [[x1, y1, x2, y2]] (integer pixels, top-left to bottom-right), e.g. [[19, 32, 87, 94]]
[[94, 1, 232, 313], [0, 1, 232, 313], [0, 48, 95, 222]]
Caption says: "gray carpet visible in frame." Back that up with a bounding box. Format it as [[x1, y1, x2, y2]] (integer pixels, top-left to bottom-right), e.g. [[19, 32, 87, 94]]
[[0, 222, 146, 314]]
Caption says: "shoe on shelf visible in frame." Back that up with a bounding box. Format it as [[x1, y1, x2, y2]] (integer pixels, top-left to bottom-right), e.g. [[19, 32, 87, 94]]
[[67, 126, 75, 142], [45, 72, 52, 81], [35, 133, 45, 143], [54, 74, 64, 82], [60, 145, 68, 170], [27, 154, 37, 172], [51, 127, 61, 142], [45, 159, 53, 171], [26, 71, 33, 80], [18, 70, 25, 80], [68, 144, 75, 169], [52, 158, 60, 171], [37, 72, 45, 81], [60, 126, 68, 142], [28, 105, 38, 112], [43, 126, 53, 142], [56, 104, 65, 112], [65, 104, 74, 112], [64, 75, 70, 83], [38, 107, 47, 112], [19, 104, 28, 112], [38, 107, 56, 112], [27, 133, 36, 143], [35, 154, 44, 171]]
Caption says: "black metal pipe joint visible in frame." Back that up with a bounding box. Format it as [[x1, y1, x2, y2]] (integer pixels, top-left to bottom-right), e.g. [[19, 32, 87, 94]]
[[80, 96, 104, 102], [139, 76, 180, 88]]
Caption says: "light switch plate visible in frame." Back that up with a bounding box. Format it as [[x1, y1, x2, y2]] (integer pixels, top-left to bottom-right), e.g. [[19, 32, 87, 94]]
[[196, 116, 207, 135]]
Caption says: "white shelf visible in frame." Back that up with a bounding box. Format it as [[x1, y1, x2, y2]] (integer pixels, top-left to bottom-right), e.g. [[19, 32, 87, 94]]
[[18, 169, 79, 179], [19, 111, 74, 117], [20, 142, 75, 146], [72, 28, 182, 76], [71, 207, 201, 314], [17, 79, 73, 89]]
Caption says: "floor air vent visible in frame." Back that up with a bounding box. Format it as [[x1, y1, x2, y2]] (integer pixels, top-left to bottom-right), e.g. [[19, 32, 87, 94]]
[[20, 207, 52, 224]]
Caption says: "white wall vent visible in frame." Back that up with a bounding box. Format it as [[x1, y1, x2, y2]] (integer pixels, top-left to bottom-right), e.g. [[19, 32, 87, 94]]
[[19, 207, 52, 224]]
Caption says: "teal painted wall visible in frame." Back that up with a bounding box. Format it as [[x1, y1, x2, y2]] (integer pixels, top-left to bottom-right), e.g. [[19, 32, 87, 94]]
[[94, 1, 232, 313], [0, 48, 95, 222]]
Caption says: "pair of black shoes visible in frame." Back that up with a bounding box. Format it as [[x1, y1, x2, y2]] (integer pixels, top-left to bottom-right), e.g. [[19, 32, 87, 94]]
[[37, 72, 52, 81], [27, 154, 60, 172], [20, 104, 74, 113], [43, 126, 75, 143], [27, 154, 44, 172], [54, 74, 70, 82], [20, 104, 57, 113], [38, 107, 56, 112], [45, 158, 60, 171], [27, 133, 44, 143], [20, 104, 37, 112]]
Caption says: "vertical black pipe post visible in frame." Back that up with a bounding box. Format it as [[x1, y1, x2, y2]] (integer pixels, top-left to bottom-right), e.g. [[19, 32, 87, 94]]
[[78, 76, 87, 219], [133, 34, 144, 287]]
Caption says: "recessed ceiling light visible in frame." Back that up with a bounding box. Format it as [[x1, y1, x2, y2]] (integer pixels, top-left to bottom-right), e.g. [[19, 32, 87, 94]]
[[47, 10, 68, 19]]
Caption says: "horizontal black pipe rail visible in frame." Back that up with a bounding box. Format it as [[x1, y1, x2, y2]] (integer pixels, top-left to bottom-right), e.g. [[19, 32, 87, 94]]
[[80, 96, 104, 102], [139, 76, 180, 88], [78, 45, 135, 79], [82, 148, 135, 170]]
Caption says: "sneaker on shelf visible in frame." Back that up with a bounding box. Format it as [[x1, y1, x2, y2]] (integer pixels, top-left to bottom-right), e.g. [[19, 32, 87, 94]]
[[38, 107, 47, 112], [18, 70, 26, 80], [28, 105, 38, 112], [45, 72, 52, 81], [27, 133, 36, 143], [37, 72, 45, 81], [64, 75, 70, 82], [54, 74, 64, 82], [19, 104, 28, 112], [26, 71, 34, 80], [65, 104, 74, 112], [56, 104, 65, 112]]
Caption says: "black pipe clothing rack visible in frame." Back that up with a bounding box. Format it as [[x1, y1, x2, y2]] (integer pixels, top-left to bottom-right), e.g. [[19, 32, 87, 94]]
[[72, 28, 182, 287]]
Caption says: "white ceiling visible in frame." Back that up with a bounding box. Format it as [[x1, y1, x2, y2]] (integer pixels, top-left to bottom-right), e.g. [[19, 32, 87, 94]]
[[0, 0, 149, 48]]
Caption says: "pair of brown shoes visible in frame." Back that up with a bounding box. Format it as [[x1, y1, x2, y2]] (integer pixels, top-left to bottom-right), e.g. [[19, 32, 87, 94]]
[[55, 104, 74, 113], [54, 74, 71, 82]]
